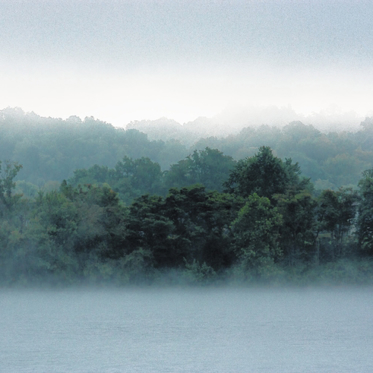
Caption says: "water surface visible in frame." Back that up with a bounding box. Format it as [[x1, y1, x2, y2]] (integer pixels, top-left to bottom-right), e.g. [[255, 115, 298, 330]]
[[1, 287, 372, 372]]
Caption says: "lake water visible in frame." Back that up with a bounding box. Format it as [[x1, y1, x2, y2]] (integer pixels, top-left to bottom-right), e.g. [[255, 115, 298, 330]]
[[1, 287, 373, 372]]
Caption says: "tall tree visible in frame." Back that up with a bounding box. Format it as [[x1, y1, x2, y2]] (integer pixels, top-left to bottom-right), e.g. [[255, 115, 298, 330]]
[[164, 148, 236, 192], [317, 188, 358, 260], [274, 190, 317, 265], [357, 170, 373, 255], [125, 185, 243, 271], [0, 160, 22, 212], [231, 193, 282, 278], [224, 146, 310, 200]]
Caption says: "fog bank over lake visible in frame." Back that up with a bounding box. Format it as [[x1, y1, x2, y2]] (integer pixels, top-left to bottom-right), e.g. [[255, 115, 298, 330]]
[[2, 287, 373, 372]]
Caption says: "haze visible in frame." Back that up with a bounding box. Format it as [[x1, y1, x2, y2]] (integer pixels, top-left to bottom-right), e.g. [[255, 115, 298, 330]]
[[1, 0, 373, 128]]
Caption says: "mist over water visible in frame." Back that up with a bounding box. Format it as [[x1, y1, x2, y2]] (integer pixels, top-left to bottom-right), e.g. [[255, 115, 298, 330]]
[[2, 287, 373, 373]]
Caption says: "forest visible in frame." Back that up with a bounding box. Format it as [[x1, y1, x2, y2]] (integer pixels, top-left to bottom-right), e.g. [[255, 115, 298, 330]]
[[1, 107, 373, 286]]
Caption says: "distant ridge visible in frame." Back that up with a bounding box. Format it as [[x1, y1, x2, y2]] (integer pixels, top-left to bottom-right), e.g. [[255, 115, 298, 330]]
[[126, 105, 365, 145]]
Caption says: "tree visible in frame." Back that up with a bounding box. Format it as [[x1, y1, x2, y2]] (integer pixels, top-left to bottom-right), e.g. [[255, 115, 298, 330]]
[[125, 194, 171, 265], [357, 170, 373, 255], [113, 156, 163, 203], [59, 182, 128, 260], [317, 188, 358, 260], [125, 185, 243, 271], [231, 193, 282, 278], [18, 182, 129, 282], [164, 147, 236, 192], [322, 153, 365, 187], [162, 186, 242, 271], [0, 160, 23, 212], [224, 146, 310, 200], [274, 190, 317, 265], [68, 156, 163, 206]]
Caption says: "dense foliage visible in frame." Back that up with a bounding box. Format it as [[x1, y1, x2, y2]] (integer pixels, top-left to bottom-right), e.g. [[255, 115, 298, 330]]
[[2, 108, 373, 192], [0, 108, 188, 185], [1, 140, 373, 286]]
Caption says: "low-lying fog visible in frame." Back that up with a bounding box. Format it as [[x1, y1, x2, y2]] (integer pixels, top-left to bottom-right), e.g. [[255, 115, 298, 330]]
[[1, 1, 373, 129], [2, 287, 373, 372]]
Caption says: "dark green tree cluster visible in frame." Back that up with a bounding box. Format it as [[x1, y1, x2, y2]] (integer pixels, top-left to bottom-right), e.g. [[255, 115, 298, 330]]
[[68, 148, 235, 205], [2, 145, 372, 286], [68, 156, 164, 206]]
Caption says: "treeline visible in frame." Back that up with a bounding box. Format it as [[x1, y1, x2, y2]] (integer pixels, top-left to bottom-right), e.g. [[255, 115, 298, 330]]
[[0, 107, 189, 185], [193, 119, 373, 189], [2, 107, 373, 191], [1, 146, 373, 286], [67, 147, 235, 205]]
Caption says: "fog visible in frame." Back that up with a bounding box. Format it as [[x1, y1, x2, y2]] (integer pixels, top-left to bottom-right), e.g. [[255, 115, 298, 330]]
[[127, 104, 366, 140], [1, 0, 373, 128]]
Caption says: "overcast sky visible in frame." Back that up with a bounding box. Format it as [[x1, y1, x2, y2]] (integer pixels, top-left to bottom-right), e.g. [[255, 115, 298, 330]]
[[1, 0, 373, 127]]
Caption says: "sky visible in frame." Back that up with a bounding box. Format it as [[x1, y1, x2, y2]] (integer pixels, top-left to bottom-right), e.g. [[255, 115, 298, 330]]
[[1, 0, 373, 128]]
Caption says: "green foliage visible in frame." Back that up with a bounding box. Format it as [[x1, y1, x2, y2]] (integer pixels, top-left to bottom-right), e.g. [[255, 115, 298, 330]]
[[224, 146, 310, 200], [357, 169, 373, 255], [1, 121, 373, 286], [0, 182, 128, 284], [299, 259, 373, 285], [69, 156, 163, 206], [183, 259, 217, 284], [323, 153, 365, 187], [114, 156, 163, 202], [0, 108, 188, 185], [125, 186, 243, 271], [165, 186, 242, 270], [164, 147, 236, 192], [0, 160, 23, 212], [2, 108, 373, 192], [274, 190, 317, 265], [125, 194, 176, 267], [317, 188, 358, 260], [82, 248, 155, 285], [14, 180, 39, 198], [231, 193, 283, 278]]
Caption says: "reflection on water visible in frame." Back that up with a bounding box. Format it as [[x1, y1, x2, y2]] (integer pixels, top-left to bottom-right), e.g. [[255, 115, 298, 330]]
[[1, 287, 373, 373]]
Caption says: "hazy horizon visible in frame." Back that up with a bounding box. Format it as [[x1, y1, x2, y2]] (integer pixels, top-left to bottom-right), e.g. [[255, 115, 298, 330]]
[[1, 0, 373, 129]]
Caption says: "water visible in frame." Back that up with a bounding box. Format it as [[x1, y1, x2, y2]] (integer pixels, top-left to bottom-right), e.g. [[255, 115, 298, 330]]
[[1, 287, 373, 372]]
